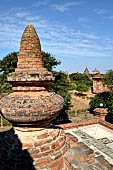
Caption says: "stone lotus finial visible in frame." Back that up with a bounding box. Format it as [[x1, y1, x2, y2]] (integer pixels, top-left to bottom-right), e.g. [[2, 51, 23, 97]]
[[0, 24, 64, 127]]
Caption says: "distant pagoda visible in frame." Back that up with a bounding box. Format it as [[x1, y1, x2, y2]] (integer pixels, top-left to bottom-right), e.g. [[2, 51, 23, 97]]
[[66, 73, 71, 83], [92, 68, 100, 75], [84, 67, 92, 80], [84, 67, 90, 76]]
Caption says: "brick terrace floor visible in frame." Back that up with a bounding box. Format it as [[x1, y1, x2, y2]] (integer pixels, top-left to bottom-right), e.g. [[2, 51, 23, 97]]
[[65, 124, 113, 170]]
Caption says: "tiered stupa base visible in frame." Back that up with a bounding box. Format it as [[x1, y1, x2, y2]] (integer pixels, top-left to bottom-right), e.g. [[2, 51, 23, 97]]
[[0, 127, 68, 170]]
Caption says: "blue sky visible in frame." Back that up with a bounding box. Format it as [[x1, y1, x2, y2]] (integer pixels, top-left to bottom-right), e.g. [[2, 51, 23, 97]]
[[0, 0, 113, 73]]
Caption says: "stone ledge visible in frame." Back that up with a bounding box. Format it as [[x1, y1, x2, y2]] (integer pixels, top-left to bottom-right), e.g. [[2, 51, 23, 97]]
[[58, 120, 113, 132]]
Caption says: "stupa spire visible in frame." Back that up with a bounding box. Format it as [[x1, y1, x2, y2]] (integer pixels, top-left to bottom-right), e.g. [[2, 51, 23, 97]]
[[20, 24, 41, 52], [16, 24, 44, 72]]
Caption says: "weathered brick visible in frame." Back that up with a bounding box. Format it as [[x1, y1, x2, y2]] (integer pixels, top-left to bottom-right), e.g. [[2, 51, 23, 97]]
[[64, 158, 72, 170], [42, 150, 52, 157], [77, 142, 89, 150], [49, 130, 59, 140], [40, 145, 50, 152], [52, 151, 62, 160], [96, 155, 112, 169], [35, 157, 52, 167], [31, 153, 42, 159], [34, 138, 52, 147], [22, 143, 33, 148], [62, 145, 68, 155], [50, 157, 64, 169], [27, 148, 40, 154], [51, 141, 59, 150], [59, 140, 65, 148], [37, 133, 49, 139]]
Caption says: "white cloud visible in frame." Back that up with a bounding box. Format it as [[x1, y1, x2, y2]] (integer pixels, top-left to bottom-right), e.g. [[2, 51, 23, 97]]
[[105, 15, 113, 20], [33, 0, 51, 7], [0, 7, 113, 62], [51, 2, 81, 12], [16, 11, 29, 17], [78, 17, 87, 23], [93, 8, 107, 15], [73, 31, 99, 40], [26, 16, 40, 21], [81, 40, 90, 43]]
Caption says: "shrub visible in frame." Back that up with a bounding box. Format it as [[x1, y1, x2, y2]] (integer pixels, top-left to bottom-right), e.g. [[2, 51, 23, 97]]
[[70, 72, 93, 87], [106, 92, 113, 123], [104, 69, 113, 90], [89, 92, 110, 110], [89, 92, 113, 123], [50, 71, 71, 124], [76, 84, 89, 93]]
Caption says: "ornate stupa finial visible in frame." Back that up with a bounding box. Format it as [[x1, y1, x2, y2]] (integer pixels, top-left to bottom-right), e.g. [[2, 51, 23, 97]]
[[0, 24, 68, 170], [0, 24, 64, 127]]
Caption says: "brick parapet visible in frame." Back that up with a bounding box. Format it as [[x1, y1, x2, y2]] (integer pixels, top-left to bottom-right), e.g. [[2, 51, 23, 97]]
[[57, 120, 113, 132], [99, 120, 113, 131], [58, 119, 99, 130]]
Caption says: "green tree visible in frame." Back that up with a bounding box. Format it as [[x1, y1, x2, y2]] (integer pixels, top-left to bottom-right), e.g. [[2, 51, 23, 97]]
[[106, 91, 113, 123], [89, 92, 110, 110], [89, 92, 113, 124], [50, 71, 71, 124], [76, 84, 89, 93], [104, 69, 113, 90], [42, 51, 61, 71], [0, 51, 61, 93], [70, 72, 92, 87], [0, 52, 18, 93], [0, 51, 60, 75], [50, 71, 71, 108], [0, 52, 18, 75]]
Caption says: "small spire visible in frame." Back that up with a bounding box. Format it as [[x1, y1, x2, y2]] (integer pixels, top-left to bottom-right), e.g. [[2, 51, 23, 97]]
[[20, 24, 41, 52]]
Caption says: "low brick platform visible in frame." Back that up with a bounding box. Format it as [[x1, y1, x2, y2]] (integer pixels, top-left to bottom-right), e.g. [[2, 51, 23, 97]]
[[65, 140, 113, 169], [63, 121, 113, 170]]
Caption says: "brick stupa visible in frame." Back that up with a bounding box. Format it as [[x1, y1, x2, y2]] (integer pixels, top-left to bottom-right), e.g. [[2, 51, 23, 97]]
[[0, 24, 68, 170]]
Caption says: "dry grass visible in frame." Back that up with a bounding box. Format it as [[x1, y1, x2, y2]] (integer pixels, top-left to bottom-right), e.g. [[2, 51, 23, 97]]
[[68, 90, 95, 122]]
